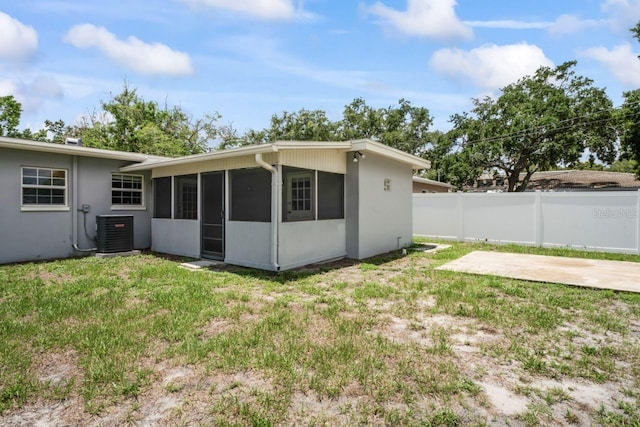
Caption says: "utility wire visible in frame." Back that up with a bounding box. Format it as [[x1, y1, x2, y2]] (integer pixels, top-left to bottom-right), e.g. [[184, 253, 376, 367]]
[[461, 99, 640, 146]]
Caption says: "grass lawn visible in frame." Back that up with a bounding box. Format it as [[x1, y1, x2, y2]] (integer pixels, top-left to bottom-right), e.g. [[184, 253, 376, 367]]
[[1, 241, 639, 426]]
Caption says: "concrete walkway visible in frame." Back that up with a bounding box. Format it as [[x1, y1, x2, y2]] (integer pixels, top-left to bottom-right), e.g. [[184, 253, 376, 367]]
[[437, 251, 640, 293]]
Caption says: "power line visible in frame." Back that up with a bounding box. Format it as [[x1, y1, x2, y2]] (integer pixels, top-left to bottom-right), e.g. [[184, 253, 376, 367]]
[[461, 99, 640, 146]]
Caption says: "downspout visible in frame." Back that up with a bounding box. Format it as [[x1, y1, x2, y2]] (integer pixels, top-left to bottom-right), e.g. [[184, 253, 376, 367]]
[[255, 153, 280, 271]]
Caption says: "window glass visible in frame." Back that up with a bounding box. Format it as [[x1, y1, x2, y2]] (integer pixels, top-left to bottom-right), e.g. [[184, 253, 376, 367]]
[[21, 167, 67, 206], [153, 177, 172, 218], [175, 174, 198, 220], [112, 174, 143, 206], [318, 171, 344, 220], [230, 168, 271, 222]]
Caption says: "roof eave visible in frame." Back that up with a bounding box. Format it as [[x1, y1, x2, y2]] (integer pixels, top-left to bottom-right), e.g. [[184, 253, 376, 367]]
[[119, 143, 279, 172], [350, 139, 431, 170], [0, 136, 153, 162]]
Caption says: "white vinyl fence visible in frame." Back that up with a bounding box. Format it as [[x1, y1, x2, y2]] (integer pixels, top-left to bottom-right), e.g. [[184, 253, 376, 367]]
[[413, 191, 640, 254]]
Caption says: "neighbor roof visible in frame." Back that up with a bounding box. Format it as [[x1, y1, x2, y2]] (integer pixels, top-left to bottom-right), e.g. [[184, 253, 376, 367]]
[[526, 170, 640, 190], [0, 136, 167, 162], [121, 139, 431, 172], [412, 176, 455, 189]]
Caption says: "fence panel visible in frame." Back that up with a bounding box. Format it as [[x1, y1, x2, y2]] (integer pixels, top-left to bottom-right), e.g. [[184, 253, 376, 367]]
[[413, 191, 640, 254]]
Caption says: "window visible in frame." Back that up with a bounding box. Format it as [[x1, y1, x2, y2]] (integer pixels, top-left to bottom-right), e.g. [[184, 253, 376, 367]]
[[317, 171, 344, 220], [175, 174, 198, 220], [153, 177, 172, 218], [111, 174, 144, 208], [21, 167, 67, 208], [285, 171, 314, 221], [230, 168, 271, 222], [282, 167, 345, 222]]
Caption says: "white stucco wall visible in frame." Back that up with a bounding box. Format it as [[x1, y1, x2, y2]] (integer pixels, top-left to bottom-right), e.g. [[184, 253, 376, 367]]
[[279, 219, 346, 270], [152, 218, 200, 258], [348, 153, 413, 259], [225, 221, 273, 270]]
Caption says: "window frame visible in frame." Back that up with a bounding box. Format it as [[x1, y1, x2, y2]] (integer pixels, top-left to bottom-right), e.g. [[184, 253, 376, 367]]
[[229, 168, 272, 222], [111, 173, 145, 210], [174, 174, 198, 220], [153, 176, 172, 219], [285, 171, 315, 221], [20, 166, 69, 211]]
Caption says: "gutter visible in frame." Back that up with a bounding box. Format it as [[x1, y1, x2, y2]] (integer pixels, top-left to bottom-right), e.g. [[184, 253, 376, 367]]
[[255, 153, 280, 271]]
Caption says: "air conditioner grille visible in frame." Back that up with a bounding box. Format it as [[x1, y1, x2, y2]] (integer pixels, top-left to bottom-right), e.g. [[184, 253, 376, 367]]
[[96, 215, 134, 253]]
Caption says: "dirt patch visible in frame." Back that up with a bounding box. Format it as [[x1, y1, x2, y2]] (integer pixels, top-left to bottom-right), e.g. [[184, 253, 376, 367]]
[[34, 349, 83, 388]]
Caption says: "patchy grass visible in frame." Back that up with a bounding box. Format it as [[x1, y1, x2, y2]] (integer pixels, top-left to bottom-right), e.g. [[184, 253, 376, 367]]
[[0, 241, 639, 425]]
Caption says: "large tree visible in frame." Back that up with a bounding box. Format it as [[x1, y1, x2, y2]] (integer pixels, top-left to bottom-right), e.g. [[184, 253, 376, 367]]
[[229, 98, 435, 156], [78, 84, 220, 156], [0, 96, 23, 137], [618, 21, 640, 178], [450, 61, 617, 192]]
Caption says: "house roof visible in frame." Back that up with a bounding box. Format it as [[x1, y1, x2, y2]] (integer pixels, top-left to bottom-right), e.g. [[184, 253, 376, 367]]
[[121, 139, 431, 172], [0, 136, 167, 162], [526, 170, 640, 191], [412, 176, 455, 189], [1, 136, 431, 172], [468, 169, 640, 192]]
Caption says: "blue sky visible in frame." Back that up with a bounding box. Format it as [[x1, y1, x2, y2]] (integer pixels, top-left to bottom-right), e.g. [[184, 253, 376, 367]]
[[1, 0, 640, 141]]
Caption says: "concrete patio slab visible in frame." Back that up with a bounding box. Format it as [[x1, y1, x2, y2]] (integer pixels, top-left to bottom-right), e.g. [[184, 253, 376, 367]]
[[437, 251, 640, 293]]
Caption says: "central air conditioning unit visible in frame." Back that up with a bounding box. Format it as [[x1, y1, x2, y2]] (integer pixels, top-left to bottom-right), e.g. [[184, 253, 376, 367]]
[[96, 215, 134, 253]]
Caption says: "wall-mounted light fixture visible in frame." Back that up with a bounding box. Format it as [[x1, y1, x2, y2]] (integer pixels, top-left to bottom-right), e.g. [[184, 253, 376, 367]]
[[352, 151, 366, 163]]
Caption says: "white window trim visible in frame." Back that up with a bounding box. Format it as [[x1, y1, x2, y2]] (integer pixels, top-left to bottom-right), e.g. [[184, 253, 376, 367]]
[[111, 173, 146, 211], [20, 166, 69, 211]]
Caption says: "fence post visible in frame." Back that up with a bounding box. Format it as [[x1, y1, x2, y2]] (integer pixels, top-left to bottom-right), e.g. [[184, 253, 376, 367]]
[[457, 192, 464, 241], [535, 191, 542, 247]]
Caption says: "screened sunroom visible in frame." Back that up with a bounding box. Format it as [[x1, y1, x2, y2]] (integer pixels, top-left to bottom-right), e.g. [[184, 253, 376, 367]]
[[119, 139, 430, 271]]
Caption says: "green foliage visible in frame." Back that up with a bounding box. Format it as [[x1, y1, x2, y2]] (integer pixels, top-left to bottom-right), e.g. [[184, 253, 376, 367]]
[[1, 243, 639, 424], [619, 89, 640, 178], [338, 97, 434, 155], [0, 96, 23, 137], [78, 83, 220, 156], [231, 97, 435, 156], [450, 61, 617, 191], [608, 158, 639, 173]]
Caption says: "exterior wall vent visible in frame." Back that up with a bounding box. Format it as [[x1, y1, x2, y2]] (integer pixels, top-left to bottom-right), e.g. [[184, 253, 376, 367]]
[[65, 137, 82, 146], [96, 215, 134, 253]]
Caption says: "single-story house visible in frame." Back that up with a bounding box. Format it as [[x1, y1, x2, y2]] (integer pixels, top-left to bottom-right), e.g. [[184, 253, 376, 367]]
[[0, 136, 160, 264], [1, 137, 430, 270], [412, 176, 455, 193]]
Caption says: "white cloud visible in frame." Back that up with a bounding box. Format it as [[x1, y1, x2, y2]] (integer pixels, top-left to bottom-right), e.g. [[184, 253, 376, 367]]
[[220, 35, 373, 89], [0, 80, 19, 96], [64, 24, 194, 76], [601, 0, 640, 32], [582, 44, 640, 86], [180, 0, 306, 20], [0, 75, 64, 112], [466, 20, 552, 30], [364, 0, 473, 40], [0, 12, 38, 61], [547, 14, 605, 35], [430, 43, 554, 90]]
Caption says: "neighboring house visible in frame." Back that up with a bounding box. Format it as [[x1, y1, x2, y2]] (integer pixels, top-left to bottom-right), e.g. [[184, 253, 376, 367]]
[[1, 137, 430, 270], [468, 170, 640, 192], [525, 170, 640, 191], [412, 176, 455, 193], [0, 137, 162, 264]]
